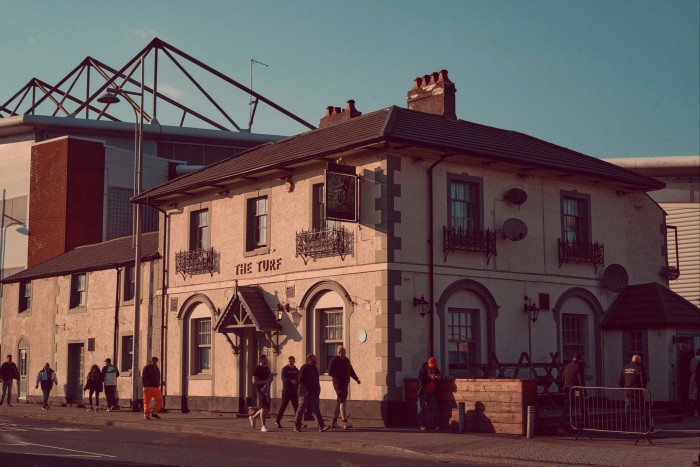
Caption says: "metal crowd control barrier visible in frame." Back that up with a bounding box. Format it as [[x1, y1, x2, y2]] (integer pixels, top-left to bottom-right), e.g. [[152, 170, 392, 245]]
[[568, 386, 654, 445]]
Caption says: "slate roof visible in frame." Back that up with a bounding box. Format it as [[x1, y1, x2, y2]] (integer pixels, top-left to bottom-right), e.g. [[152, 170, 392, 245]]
[[1, 232, 160, 283], [601, 283, 700, 329], [133, 106, 664, 203]]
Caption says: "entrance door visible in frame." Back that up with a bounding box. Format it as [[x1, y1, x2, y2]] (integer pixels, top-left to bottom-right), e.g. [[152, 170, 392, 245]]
[[67, 343, 85, 403], [18, 349, 28, 400]]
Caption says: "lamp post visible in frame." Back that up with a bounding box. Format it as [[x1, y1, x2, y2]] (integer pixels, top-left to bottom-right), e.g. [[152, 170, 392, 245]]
[[98, 70, 145, 412]]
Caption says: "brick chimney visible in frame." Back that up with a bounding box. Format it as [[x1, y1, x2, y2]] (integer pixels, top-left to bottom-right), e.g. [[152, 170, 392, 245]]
[[406, 69, 457, 119], [319, 100, 362, 128]]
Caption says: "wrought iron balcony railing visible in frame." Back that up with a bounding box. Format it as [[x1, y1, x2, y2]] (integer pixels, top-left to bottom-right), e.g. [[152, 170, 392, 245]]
[[558, 239, 605, 272], [443, 226, 497, 264], [175, 247, 218, 278], [296, 227, 353, 265]]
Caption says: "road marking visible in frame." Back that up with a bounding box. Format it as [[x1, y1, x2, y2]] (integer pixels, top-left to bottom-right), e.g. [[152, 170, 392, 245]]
[[11, 442, 117, 458]]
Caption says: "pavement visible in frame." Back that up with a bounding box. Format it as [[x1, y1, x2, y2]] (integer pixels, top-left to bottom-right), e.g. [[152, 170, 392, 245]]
[[1, 402, 699, 466]]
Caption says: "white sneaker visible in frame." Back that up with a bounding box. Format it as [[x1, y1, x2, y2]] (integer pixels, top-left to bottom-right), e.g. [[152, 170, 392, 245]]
[[249, 415, 256, 429], [261, 425, 270, 432]]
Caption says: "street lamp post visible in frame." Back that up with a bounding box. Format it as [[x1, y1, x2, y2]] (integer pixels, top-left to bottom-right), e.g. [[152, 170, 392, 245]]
[[98, 66, 145, 412]]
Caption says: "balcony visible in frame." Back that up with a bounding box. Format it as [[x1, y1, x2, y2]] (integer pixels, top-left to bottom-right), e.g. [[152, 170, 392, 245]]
[[296, 226, 353, 265], [175, 247, 218, 278], [558, 239, 605, 272], [443, 226, 497, 264]]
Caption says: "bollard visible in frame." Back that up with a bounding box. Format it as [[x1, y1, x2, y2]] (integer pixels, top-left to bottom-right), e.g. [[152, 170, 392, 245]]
[[526, 405, 535, 438], [458, 402, 465, 433]]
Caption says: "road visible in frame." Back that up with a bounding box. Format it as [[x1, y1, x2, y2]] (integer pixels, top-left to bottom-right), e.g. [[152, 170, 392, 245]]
[[0, 415, 504, 466]]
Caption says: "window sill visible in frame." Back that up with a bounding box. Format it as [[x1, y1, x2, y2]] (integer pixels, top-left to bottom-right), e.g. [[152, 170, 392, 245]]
[[189, 373, 212, 380], [120, 371, 133, 377], [18, 310, 31, 317], [68, 306, 87, 314], [320, 375, 332, 382], [243, 246, 270, 258]]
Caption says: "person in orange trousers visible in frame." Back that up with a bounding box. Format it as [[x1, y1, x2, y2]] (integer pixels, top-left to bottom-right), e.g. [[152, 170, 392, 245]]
[[141, 357, 163, 420]]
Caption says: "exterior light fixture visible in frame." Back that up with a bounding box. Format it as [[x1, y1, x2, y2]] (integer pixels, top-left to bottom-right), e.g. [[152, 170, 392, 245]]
[[524, 295, 540, 322], [413, 295, 429, 318]]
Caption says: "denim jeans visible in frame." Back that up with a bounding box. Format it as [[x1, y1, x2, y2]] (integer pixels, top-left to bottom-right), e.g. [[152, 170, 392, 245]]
[[295, 394, 324, 428], [1, 380, 13, 403], [41, 387, 51, 407], [417, 392, 437, 428]]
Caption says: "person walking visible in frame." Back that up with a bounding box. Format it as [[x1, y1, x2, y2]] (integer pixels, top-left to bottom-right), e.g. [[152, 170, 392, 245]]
[[327, 346, 361, 429], [559, 353, 586, 433], [294, 353, 330, 433], [141, 357, 163, 420], [35, 362, 58, 410], [250, 354, 275, 432], [101, 358, 120, 411], [417, 356, 442, 431], [275, 355, 300, 429], [83, 364, 103, 412], [0, 354, 20, 407], [618, 354, 649, 431], [688, 349, 700, 417]]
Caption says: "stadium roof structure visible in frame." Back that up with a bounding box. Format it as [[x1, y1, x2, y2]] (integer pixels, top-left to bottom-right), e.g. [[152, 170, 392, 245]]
[[0, 37, 314, 133]]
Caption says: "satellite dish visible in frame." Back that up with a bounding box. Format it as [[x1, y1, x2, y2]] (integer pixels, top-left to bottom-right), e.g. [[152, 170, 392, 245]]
[[505, 188, 528, 205], [602, 264, 629, 292], [502, 218, 528, 241]]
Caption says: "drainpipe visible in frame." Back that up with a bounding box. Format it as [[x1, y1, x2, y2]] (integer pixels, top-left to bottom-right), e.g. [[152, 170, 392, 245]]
[[113, 266, 121, 364], [427, 154, 447, 357], [149, 202, 169, 405]]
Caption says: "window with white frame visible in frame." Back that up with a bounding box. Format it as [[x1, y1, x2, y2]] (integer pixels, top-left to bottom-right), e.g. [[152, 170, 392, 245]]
[[623, 330, 647, 364], [70, 273, 87, 308], [19, 281, 32, 312], [246, 196, 268, 250], [123, 265, 135, 301], [320, 308, 343, 373], [449, 178, 480, 231], [561, 194, 590, 244], [312, 183, 339, 231], [562, 314, 587, 362], [189, 209, 209, 251], [121, 335, 133, 372], [447, 308, 479, 370], [193, 318, 212, 374]]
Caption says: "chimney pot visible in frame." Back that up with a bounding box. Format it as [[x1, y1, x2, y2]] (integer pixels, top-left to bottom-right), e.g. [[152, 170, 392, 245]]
[[325, 106, 334, 117], [423, 74, 432, 86], [334, 107, 342, 114], [431, 71, 439, 83], [438, 69, 451, 83], [413, 77, 423, 89]]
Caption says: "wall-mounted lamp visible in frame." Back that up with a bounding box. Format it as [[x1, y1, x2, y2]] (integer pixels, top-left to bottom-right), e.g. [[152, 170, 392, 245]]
[[281, 176, 295, 193], [413, 295, 430, 318], [524, 295, 540, 322]]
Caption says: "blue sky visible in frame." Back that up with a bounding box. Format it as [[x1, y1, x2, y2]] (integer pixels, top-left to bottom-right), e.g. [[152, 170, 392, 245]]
[[2, 0, 698, 158]]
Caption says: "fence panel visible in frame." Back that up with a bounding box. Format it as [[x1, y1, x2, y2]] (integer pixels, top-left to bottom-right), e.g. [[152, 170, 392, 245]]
[[568, 386, 654, 445]]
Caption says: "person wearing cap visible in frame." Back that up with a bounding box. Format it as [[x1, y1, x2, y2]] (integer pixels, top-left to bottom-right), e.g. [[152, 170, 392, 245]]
[[141, 357, 163, 420], [101, 357, 120, 411], [417, 357, 442, 430]]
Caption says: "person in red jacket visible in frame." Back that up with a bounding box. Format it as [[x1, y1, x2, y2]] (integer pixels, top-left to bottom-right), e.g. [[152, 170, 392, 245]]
[[417, 357, 442, 430]]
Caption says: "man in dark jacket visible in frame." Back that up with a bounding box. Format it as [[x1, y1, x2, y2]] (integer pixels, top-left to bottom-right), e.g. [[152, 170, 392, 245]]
[[559, 353, 586, 432], [294, 353, 330, 433], [275, 355, 299, 429], [618, 354, 649, 430], [327, 346, 361, 429], [417, 357, 442, 430], [141, 357, 162, 420], [0, 354, 20, 407]]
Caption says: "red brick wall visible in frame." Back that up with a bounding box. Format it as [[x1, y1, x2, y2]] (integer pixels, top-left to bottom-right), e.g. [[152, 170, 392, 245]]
[[29, 138, 105, 267]]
